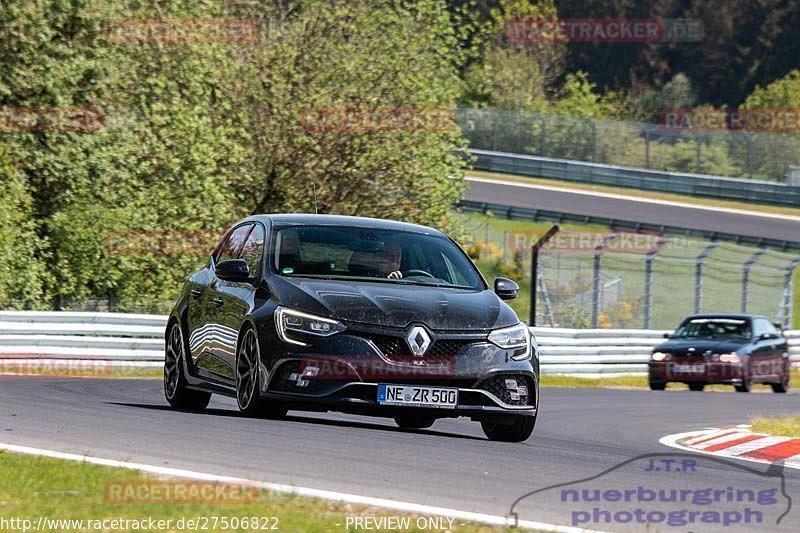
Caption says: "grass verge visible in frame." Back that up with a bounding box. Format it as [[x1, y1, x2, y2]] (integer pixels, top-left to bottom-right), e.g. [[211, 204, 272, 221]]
[[0, 450, 514, 532], [542, 367, 800, 392], [750, 415, 800, 438]]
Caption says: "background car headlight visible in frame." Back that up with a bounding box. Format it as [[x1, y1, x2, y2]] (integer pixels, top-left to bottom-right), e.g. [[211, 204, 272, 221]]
[[651, 352, 668, 361], [719, 353, 741, 363], [274, 307, 345, 346], [489, 323, 531, 360]]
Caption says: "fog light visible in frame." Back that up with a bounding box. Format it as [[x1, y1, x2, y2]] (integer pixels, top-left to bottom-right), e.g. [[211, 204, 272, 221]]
[[505, 378, 518, 390]]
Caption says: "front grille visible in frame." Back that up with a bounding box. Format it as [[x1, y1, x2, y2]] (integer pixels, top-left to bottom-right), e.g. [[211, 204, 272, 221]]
[[365, 334, 476, 365], [478, 375, 535, 407]]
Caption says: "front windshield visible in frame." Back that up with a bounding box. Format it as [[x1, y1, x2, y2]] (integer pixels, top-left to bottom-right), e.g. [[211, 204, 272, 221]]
[[672, 318, 751, 341], [273, 225, 484, 290]]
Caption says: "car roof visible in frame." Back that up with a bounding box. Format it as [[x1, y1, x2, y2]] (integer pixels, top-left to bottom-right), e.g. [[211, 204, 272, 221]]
[[682, 313, 765, 321], [241, 214, 447, 236]]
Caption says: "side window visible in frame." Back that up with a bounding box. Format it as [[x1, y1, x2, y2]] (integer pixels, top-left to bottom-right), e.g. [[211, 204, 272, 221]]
[[753, 319, 767, 339], [764, 321, 779, 336], [240, 224, 265, 277], [217, 224, 254, 264]]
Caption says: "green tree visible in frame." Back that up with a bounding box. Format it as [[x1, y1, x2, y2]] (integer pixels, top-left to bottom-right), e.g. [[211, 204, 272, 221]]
[[224, 0, 468, 231]]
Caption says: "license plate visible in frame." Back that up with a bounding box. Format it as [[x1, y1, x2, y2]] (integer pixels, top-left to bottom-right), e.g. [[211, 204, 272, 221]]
[[377, 384, 458, 408], [674, 363, 705, 374]]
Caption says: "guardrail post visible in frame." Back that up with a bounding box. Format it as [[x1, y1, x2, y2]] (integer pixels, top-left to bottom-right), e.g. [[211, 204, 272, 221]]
[[491, 109, 499, 151], [529, 225, 560, 325], [644, 127, 651, 168], [592, 234, 618, 328], [694, 242, 719, 314], [779, 259, 800, 328], [643, 241, 662, 329], [746, 133, 754, 179], [741, 249, 766, 312], [539, 116, 547, 156], [695, 134, 702, 173]]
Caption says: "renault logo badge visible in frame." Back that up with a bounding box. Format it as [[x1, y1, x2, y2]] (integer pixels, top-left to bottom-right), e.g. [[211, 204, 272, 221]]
[[406, 325, 431, 356]]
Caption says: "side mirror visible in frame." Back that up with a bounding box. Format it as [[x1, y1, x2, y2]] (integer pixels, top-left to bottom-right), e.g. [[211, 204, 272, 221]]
[[494, 277, 519, 300], [215, 259, 250, 283], [663, 332, 672, 338], [773, 322, 784, 331]]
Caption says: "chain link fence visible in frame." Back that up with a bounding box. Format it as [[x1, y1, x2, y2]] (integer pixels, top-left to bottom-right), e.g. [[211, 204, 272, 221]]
[[461, 220, 800, 329], [457, 108, 800, 183]]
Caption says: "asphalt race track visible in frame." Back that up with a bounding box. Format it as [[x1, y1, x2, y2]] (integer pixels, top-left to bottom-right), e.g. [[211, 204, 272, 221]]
[[465, 178, 800, 243], [2, 377, 800, 531]]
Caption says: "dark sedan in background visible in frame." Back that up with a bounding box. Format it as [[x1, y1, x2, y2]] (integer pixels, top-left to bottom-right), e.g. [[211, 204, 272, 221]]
[[648, 313, 790, 393], [164, 214, 539, 441]]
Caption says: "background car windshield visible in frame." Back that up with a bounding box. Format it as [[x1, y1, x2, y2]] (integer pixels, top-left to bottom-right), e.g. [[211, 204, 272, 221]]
[[273, 226, 483, 290], [673, 318, 751, 340]]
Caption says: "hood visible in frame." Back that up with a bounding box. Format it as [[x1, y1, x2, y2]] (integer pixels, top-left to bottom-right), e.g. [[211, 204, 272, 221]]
[[272, 277, 519, 330], [653, 338, 747, 355]]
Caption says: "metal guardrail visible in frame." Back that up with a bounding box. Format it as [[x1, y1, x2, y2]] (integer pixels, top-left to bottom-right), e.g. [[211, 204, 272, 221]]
[[457, 199, 800, 252], [1, 312, 798, 375], [470, 149, 800, 208]]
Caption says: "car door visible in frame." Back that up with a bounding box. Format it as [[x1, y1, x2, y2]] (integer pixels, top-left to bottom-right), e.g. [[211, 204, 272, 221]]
[[198, 223, 254, 381], [760, 319, 784, 379], [750, 318, 774, 378], [186, 228, 234, 368], [211, 223, 265, 380]]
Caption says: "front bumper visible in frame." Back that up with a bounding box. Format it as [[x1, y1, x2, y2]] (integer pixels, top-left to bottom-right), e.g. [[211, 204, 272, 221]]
[[258, 324, 538, 419], [648, 360, 745, 383]]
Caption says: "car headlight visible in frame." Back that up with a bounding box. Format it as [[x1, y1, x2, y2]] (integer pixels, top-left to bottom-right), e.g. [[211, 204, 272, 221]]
[[489, 323, 531, 361], [719, 353, 741, 363], [651, 352, 668, 361], [274, 307, 345, 346]]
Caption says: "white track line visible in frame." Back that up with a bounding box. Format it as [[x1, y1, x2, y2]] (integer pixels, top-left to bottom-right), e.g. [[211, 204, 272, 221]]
[[466, 176, 800, 222], [0, 442, 596, 533]]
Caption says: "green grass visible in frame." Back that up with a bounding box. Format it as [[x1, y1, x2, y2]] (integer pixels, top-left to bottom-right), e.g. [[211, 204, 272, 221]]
[[0, 451, 515, 532], [542, 367, 800, 392], [750, 414, 800, 438]]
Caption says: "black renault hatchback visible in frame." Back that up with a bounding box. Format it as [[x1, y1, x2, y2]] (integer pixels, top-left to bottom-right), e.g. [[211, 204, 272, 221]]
[[164, 215, 538, 441]]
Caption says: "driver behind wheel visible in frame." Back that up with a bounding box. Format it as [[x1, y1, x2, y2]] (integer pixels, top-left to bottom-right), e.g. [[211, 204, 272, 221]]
[[348, 241, 404, 279], [377, 241, 403, 279]]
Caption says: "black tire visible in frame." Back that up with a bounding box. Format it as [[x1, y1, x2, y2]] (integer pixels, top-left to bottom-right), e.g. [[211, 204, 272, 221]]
[[735, 363, 753, 393], [481, 416, 536, 442], [688, 382, 706, 392], [394, 415, 436, 430], [236, 328, 286, 419], [164, 322, 212, 410], [649, 380, 667, 391], [771, 367, 790, 393]]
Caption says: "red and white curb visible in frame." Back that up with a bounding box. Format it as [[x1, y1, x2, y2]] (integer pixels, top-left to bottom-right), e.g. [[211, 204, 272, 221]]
[[660, 425, 800, 470]]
